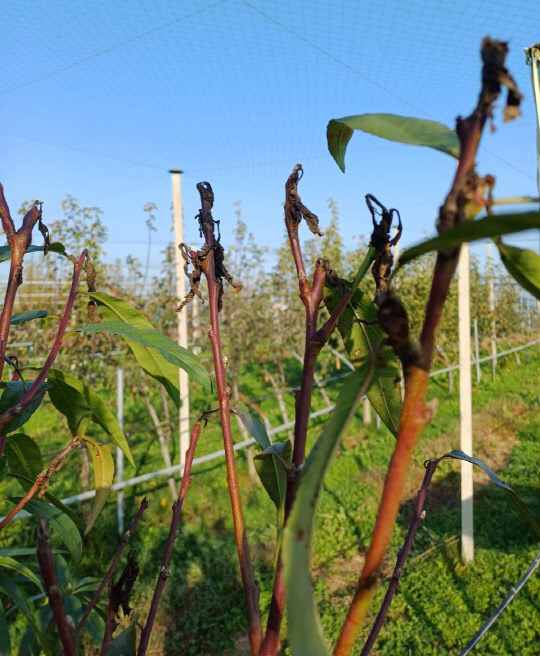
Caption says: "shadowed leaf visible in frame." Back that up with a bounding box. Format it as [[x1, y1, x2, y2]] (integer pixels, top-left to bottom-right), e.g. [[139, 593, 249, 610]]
[[254, 440, 292, 510], [10, 310, 49, 325], [495, 240, 540, 300], [0, 242, 68, 264], [0, 382, 47, 436]]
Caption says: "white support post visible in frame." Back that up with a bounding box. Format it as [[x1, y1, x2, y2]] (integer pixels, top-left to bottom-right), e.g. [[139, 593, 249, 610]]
[[473, 319, 481, 383], [170, 169, 191, 472], [458, 244, 474, 563], [362, 396, 372, 425], [116, 368, 124, 536], [486, 242, 497, 377]]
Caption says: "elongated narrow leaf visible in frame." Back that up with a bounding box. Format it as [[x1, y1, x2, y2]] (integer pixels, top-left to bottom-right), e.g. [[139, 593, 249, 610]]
[[0, 382, 47, 436], [14, 499, 82, 563], [86, 291, 212, 404], [443, 450, 540, 537], [327, 114, 459, 171], [324, 282, 402, 435], [10, 310, 49, 325], [80, 293, 211, 396], [399, 212, 540, 267], [495, 240, 540, 300], [46, 369, 134, 466], [0, 576, 46, 653], [0, 556, 44, 594], [0, 600, 11, 656], [9, 473, 86, 531], [79, 436, 114, 534], [0, 242, 67, 265], [4, 433, 43, 480], [234, 408, 271, 450], [254, 440, 292, 510], [284, 367, 373, 656]]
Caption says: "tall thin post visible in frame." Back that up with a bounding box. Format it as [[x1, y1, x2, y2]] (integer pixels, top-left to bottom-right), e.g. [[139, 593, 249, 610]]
[[458, 244, 474, 562], [116, 368, 124, 536], [170, 169, 190, 470], [473, 318, 481, 383], [486, 242, 497, 377]]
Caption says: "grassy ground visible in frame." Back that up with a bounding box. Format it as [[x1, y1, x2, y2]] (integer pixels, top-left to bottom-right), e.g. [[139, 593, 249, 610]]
[[1, 344, 539, 654]]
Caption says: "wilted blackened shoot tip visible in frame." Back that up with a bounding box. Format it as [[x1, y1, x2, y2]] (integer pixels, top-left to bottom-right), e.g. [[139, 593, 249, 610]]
[[366, 194, 402, 301], [285, 164, 323, 237]]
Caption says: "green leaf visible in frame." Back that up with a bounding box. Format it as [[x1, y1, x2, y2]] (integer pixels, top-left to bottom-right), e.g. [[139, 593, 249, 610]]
[[443, 450, 540, 538], [9, 473, 86, 531], [327, 114, 459, 171], [0, 548, 68, 557], [284, 367, 374, 656], [0, 382, 47, 436], [234, 408, 271, 450], [46, 369, 134, 466], [324, 282, 402, 435], [254, 440, 292, 510], [79, 436, 114, 534], [4, 434, 43, 480], [495, 240, 540, 300], [0, 576, 45, 652], [15, 499, 82, 563], [86, 291, 212, 403], [108, 622, 137, 656], [0, 557, 44, 594], [0, 242, 68, 265], [10, 310, 49, 325], [399, 212, 540, 267], [0, 600, 11, 656]]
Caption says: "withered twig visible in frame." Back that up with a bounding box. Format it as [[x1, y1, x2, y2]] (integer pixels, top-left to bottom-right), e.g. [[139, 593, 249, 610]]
[[137, 421, 202, 656], [188, 181, 263, 655], [75, 497, 149, 636], [37, 518, 75, 656]]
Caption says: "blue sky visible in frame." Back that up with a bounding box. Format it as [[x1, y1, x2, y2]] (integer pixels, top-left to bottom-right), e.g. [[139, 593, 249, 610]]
[[1, 0, 539, 280]]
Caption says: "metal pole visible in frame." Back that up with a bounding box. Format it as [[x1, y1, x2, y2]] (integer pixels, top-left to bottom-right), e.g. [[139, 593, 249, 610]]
[[362, 396, 372, 425], [473, 319, 481, 383], [458, 244, 474, 562], [116, 368, 124, 536], [170, 169, 190, 471], [486, 242, 497, 377]]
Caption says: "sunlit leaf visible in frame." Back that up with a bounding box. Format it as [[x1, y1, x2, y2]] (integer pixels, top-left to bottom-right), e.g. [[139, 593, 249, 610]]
[[15, 499, 82, 563], [254, 440, 292, 510], [284, 367, 374, 656], [398, 212, 540, 267], [79, 436, 114, 534], [443, 450, 540, 537], [10, 310, 49, 325], [0, 382, 47, 436], [324, 282, 402, 435], [495, 240, 540, 300], [46, 369, 134, 466], [327, 113, 459, 171], [86, 291, 212, 404], [79, 297, 211, 395]]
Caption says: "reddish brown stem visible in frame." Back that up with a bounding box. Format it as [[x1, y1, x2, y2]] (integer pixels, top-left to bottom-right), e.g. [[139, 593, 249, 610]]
[[37, 518, 75, 656], [0, 185, 43, 379], [0, 249, 87, 452], [99, 581, 118, 656], [360, 458, 442, 655], [335, 38, 519, 655], [75, 497, 149, 636], [0, 437, 80, 531], [137, 421, 202, 656]]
